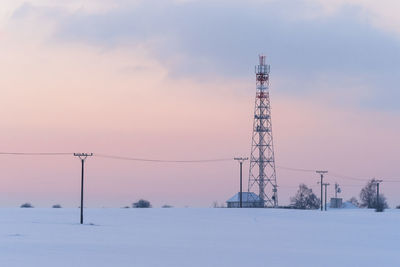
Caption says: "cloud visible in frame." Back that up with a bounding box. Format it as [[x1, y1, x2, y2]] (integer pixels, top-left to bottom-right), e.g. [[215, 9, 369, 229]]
[[308, 0, 400, 36], [7, 0, 400, 111]]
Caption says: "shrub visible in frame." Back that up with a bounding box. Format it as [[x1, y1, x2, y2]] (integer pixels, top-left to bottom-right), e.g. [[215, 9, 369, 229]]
[[20, 203, 33, 208], [132, 199, 151, 208], [347, 197, 359, 207], [52, 204, 62, 208]]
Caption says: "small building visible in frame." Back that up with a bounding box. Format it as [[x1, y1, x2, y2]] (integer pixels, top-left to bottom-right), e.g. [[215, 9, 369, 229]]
[[226, 192, 264, 208], [330, 198, 343, 208]]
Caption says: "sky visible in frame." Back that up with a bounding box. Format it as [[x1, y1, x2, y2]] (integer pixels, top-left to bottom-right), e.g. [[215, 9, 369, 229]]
[[0, 0, 399, 208]]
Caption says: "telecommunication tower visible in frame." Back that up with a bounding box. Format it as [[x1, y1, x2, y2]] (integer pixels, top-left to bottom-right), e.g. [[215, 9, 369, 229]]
[[248, 55, 278, 207]]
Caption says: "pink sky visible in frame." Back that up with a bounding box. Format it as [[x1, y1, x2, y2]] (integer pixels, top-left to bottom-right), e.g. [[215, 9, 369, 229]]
[[0, 1, 399, 207]]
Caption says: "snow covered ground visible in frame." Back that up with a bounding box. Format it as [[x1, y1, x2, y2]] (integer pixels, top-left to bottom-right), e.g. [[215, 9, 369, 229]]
[[1, 208, 399, 267]]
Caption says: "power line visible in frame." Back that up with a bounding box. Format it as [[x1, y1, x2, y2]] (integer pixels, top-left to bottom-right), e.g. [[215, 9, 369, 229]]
[[0, 152, 232, 162], [338, 184, 365, 187], [278, 185, 300, 188], [94, 154, 233, 163], [382, 179, 400, 183], [276, 167, 400, 183], [0, 152, 398, 183], [0, 152, 72, 155], [328, 171, 369, 182], [276, 165, 316, 173], [328, 172, 399, 183]]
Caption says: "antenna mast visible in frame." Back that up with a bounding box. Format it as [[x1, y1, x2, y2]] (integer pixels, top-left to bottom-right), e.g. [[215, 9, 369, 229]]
[[248, 55, 278, 207]]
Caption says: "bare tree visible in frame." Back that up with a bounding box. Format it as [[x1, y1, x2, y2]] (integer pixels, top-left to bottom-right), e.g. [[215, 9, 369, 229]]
[[291, 184, 320, 210], [359, 179, 388, 210]]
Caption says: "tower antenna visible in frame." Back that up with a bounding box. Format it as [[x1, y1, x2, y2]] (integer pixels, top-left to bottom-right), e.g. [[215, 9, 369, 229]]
[[248, 54, 278, 207]]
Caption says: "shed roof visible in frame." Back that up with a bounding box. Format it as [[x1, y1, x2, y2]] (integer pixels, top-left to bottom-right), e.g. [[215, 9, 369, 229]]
[[226, 192, 262, 203]]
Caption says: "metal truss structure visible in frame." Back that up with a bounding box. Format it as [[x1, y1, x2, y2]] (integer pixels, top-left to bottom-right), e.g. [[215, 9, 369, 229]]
[[248, 55, 278, 207]]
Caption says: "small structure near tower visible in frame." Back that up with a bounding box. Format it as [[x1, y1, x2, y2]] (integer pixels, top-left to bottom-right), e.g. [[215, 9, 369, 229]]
[[226, 192, 263, 208], [330, 183, 343, 208]]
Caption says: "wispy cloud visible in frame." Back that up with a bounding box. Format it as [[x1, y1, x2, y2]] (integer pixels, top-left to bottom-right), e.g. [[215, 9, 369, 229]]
[[6, 0, 400, 111]]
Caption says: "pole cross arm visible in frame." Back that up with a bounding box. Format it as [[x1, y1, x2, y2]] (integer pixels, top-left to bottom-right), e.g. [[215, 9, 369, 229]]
[[74, 153, 94, 161], [234, 157, 249, 162]]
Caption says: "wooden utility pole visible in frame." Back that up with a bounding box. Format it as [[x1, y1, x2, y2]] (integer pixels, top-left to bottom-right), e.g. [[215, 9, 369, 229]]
[[323, 183, 330, 211], [74, 153, 93, 224], [375, 179, 383, 209], [234, 157, 249, 208], [316, 171, 328, 211]]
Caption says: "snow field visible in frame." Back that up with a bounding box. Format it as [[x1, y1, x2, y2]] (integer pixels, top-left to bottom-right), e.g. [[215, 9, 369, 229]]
[[1, 208, 399, 267]]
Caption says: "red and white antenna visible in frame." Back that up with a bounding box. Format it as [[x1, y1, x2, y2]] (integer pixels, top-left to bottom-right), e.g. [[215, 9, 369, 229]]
[[248, 54, 278, 207]]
